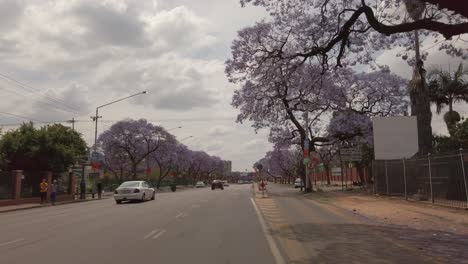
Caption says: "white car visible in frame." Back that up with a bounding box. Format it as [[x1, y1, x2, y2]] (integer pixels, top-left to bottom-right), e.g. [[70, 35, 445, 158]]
[[114, 181, 155, 204], [222, 180, 229, 187], [294, 178, 304, 188], [195, 181, 205, 188]]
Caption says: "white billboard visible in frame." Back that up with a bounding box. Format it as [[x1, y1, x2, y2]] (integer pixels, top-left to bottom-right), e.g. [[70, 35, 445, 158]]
[[373, 116, 418, 160]]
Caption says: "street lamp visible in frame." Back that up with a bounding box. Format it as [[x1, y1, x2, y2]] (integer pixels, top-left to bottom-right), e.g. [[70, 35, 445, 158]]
[[180, 136, 193, 142], [92, 91, 147, 151]]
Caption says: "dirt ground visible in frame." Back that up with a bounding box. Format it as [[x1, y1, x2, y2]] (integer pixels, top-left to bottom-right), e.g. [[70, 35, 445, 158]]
[[303, 189, 468, 263], [314, 190, 468, 235]]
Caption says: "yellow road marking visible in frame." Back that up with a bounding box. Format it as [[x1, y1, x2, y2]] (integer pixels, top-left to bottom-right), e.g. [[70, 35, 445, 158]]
[[255, 197, 309, 263]]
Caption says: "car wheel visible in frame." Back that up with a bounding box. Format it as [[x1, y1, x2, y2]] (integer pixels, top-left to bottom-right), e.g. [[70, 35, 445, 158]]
[[211, 187, 215, 190], [116, 200, 122, 204], [151, 191, 155, 200], [141, 193, 145, 202], [221, 187, 224, 190]]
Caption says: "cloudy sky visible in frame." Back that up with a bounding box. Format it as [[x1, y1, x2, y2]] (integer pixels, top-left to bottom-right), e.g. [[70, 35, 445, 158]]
[[0, 0, 466, 171]]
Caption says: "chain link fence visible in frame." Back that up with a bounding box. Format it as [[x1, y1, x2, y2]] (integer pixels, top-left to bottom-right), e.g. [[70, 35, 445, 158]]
[[373, 150, 468, 208]]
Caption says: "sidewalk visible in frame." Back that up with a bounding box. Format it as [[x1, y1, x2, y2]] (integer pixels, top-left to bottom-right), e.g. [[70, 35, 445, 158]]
[[0, 192, 112, 213]]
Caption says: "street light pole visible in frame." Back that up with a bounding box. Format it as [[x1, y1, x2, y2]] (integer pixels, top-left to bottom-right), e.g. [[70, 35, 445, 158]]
[[92, 91, 147, 151], [180, 136, 193, 142], [167, 126, 182, 131]]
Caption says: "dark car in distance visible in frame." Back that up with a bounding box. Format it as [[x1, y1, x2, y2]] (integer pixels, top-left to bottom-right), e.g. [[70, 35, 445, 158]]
[[211, 180, 224, 190]]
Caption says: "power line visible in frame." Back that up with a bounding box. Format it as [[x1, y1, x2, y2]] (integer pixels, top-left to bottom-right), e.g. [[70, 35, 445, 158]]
[[0, 73, 81, 114], [0, 117, 236, 127], [0, 111, 45, 123]]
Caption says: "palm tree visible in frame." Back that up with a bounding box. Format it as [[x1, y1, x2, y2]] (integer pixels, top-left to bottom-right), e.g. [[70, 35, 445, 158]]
[[405, 0, 433, 154], [428, 63, 468, 133]]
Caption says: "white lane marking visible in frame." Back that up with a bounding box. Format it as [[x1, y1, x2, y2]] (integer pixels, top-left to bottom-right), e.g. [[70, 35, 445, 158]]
[[250, 198, 286, 264], [144, 229, 159, 240], [152, 229, 166, 240], [0, 238, 24, 247], [175, 212, 184, 219]]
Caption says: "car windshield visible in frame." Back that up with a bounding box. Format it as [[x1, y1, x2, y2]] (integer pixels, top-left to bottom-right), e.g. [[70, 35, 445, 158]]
[[119, 182, 140, 188]]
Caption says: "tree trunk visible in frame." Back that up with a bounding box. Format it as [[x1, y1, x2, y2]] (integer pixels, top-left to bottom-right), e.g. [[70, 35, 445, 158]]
[[325, 167, 331, 185], [410, 30, 433, 155], [131, 164, 138, 179]]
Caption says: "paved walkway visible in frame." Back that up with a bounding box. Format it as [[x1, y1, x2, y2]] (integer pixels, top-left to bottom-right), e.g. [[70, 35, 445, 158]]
[[0, 193, 113, 213], [253, 183, 468, 263]]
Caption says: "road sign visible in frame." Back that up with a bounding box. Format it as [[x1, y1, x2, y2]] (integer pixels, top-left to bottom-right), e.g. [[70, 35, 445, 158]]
[[340, 148, 362, 162], [303, 158, 310, 165], [304, 139, 309, 150], [331, 167, 342, 176], [91, 151, 99, 161]]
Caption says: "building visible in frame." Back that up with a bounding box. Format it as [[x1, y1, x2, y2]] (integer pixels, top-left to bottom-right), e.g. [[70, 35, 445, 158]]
[[223, 161, 232, 177]]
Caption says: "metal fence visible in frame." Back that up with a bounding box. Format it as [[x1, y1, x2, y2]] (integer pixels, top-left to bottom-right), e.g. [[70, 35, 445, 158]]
[[373, 150, 468, 208]]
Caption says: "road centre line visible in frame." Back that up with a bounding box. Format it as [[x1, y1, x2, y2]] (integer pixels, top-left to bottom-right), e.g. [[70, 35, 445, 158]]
[[144, 229, 159, 240], [152, 230, 166, 240], [175, 212, 184, 218], [0, 238, 24, 247], [250, 198, 285, 264]]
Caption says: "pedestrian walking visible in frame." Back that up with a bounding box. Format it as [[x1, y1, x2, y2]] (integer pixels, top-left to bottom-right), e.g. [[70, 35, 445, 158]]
[[80, 180, 86, 199], [39, 178, 48, 205], [50, 179, 58, 205], [97, 181, 103, 199]]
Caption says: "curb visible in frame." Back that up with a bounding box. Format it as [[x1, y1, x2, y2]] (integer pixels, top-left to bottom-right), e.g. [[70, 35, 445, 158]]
[[0, 197, 109, 214]]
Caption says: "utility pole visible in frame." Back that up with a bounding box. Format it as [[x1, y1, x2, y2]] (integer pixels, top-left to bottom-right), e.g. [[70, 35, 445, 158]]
[[91, 91, 146, 152], [91, 109, 102, 151], [68, 118, 76, 131]]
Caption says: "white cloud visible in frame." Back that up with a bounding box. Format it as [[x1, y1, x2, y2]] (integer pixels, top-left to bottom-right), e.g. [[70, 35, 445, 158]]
[[205, 140, 223, 152], [144, 6, 217, 53], [0, 0, 268, 171], [208, 125, 230, 136]]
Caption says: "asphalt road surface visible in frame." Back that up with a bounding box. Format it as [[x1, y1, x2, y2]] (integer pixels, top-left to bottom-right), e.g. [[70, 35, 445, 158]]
[[0, 184, 274, 264], [0, 183, 462, 264]]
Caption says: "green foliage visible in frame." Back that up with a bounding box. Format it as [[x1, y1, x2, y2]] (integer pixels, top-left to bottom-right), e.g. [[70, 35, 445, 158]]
[[444, 111, 461, 132], [0, 123, 87, 172], [428, 63, 468, 132], [433, 118, 468, 153]]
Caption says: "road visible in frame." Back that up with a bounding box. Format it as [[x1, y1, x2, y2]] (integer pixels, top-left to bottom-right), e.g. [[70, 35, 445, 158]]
[[0, 184, 274, 264], [0, 183, 463, 263]]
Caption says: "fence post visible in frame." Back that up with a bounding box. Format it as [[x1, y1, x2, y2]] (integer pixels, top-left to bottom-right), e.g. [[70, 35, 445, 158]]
[[403, 158, 407, 200], [459, 148, 468, 206], [385, 160, 389, 196], [372, 161, 376, 195], [428, 153, 434, 203]]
